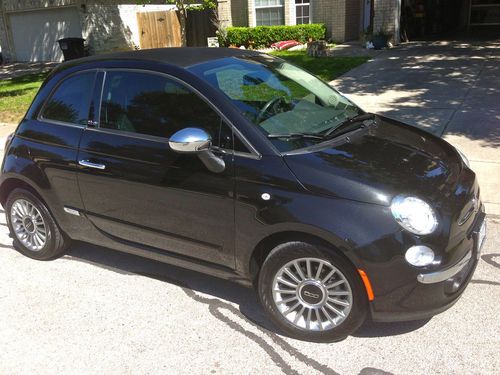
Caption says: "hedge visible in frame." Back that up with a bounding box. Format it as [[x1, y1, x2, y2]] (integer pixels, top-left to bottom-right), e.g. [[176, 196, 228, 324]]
[[222, 24, 326, 48]]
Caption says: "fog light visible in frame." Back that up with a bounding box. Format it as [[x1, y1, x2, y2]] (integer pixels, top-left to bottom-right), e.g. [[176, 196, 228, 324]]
[[405, 246, 435, 267]]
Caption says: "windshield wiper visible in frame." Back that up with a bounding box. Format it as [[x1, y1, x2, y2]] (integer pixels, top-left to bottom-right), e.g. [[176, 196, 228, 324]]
[[267, 133, 324, 140], [323, 113, 375, 138]]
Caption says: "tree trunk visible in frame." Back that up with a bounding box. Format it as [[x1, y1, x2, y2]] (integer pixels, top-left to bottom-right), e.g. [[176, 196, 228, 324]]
[[178, 8, 187, 46]]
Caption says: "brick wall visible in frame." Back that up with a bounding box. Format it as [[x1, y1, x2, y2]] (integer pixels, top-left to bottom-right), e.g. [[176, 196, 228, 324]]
[[217, 0, 363, 43], [345, 0, 362, 41], [312, 0, 361, 42], [217, 0, 233, 28], [247, 0, 255, 27], [373, 0, 400, 42], [231, 0, 248, 26]]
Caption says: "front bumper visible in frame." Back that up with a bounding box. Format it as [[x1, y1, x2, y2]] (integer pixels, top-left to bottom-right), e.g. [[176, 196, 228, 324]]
[[370, 209, 486, 322]]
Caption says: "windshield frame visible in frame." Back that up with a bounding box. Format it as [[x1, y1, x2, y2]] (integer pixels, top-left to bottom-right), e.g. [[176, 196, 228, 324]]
[[188, 53, 362, 153]]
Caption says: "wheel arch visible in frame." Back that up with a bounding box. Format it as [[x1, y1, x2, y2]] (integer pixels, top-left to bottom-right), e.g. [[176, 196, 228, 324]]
[[248, 230, 360, 287], [0, 177, 46, 208]]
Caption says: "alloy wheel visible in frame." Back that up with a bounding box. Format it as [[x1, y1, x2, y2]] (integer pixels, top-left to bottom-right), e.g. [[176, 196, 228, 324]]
[[272, 257, 353, 331], [10, 198, 48, 252]]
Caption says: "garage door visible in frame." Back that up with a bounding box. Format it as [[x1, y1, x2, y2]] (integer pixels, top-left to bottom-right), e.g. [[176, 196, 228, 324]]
[[9, 7, 82, 62]]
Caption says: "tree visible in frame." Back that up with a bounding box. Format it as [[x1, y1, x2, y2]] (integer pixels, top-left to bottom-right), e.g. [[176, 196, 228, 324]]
[[139, 0, 217, 46]]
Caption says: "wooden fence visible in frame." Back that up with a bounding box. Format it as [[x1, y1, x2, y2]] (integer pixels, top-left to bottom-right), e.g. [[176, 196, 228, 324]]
[[136, 9, 217, 49], [137, 10, 181, 49]]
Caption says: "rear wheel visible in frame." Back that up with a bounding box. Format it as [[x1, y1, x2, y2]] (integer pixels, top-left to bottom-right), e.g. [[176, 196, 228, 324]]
[[6, 188, 70, 260], [258, 241, 367, 342]]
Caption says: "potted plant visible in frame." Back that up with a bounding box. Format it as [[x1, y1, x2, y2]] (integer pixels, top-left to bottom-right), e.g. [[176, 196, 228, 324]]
[[371, 29, 391, 50]]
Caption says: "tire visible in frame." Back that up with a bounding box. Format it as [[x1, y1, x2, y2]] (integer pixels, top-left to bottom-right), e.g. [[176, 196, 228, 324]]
[[258, 241, 367, 342], [5, 188, 70, 260]]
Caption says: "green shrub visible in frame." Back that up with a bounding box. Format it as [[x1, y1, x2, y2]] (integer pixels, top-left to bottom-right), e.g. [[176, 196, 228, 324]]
[[222, 24, 326, 48]]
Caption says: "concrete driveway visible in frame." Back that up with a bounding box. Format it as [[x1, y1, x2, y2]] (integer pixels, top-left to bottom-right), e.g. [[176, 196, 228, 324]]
[[332, 40, 500, 217]]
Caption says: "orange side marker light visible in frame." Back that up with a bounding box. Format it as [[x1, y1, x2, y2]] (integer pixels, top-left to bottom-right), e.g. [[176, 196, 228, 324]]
[[358, 269, 375, 301]]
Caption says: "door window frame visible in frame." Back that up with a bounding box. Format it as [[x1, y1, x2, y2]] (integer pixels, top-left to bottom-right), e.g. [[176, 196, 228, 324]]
[[91, 68, 261, 160], [38, 69, 98, 129]]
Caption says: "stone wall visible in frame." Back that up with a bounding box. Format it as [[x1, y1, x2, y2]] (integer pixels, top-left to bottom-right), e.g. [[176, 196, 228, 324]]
[[83, 3, 175, 54], [0, 0, 174, 62]]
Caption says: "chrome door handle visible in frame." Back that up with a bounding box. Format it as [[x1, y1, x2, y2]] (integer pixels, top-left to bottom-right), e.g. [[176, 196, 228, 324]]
[[79, 160, 106, 170]]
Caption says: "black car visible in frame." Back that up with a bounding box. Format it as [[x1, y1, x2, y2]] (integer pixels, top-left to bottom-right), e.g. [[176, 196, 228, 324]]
[[0, 48, 487, 342]]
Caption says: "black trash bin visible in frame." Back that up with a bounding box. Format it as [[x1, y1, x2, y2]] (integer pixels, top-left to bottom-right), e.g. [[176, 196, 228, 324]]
[[57, 38, 85, 61]]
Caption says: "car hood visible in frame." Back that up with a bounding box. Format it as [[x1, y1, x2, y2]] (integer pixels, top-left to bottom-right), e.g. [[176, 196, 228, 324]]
[[284, 115, 463, 206]]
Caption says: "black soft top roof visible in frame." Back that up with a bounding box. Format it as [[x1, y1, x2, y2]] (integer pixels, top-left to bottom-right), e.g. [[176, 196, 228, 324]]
[[64, 47, 262, 68]]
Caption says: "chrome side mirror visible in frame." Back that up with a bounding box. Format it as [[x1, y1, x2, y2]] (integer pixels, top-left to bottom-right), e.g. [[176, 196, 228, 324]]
[[169, 127, 211, 153], [169, 127, 225, 173]]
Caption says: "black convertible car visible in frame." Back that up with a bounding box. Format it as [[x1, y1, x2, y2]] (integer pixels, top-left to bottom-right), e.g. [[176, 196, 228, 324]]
[[0, 48, 486, 342]]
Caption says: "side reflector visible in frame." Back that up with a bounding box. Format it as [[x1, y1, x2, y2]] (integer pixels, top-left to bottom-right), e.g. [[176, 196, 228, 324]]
[[358, 269, 374, 301]]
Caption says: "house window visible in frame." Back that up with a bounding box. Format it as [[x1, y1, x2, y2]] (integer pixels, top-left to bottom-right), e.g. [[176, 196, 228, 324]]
[[255, 0, 285, 26], [295, 0, 310, 24]]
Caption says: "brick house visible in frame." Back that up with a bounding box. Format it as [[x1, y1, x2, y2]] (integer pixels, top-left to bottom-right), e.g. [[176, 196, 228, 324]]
[[0, 0, 175, 62], [218, 0, 388, 43], [218, 0, 480, 44]]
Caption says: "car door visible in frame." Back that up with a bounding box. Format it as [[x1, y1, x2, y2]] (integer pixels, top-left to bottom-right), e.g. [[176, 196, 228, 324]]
[[76, 69, 235, 267], [12, 70, 96, 235]]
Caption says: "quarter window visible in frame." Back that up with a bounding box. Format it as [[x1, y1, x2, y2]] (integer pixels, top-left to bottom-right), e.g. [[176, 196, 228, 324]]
[[255, 0, 285, 26], [296, 0, 310, 24], [42, 72, 95, 125], [99, 71, 223, 144]]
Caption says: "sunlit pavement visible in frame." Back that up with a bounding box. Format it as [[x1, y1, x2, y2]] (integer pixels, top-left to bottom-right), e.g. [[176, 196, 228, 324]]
[[332, 40, 500, 217], [0, 147, 499, 374]]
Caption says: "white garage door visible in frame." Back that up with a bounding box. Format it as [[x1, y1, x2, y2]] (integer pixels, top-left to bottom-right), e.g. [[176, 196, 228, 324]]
[[9, 7, 82, 62]]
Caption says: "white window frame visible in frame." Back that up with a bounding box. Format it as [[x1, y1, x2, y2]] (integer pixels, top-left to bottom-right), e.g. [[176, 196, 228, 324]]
[[295, 0, 311, 25], [254, 0, 285, 26]]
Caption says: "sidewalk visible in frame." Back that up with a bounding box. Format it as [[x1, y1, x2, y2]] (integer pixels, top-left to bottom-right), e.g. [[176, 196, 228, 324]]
[[332, 40, 500, 217]]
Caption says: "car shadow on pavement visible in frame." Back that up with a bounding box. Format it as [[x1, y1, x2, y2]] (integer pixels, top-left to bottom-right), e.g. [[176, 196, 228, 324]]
[[64, 241, 431, 339]]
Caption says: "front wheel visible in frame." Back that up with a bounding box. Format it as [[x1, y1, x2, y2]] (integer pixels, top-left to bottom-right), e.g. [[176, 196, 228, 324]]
[[258, 242, 367, 342], [6, 188, 70, 260]]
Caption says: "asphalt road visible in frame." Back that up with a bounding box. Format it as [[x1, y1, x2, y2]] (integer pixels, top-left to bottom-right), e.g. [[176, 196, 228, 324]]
[[0, 206, 499, 374], [0, 134, 498, 374]]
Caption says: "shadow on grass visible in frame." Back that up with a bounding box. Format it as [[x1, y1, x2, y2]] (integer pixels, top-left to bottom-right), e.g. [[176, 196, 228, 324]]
[[271, 51, 370, 81], [0, 88, 37, 98]]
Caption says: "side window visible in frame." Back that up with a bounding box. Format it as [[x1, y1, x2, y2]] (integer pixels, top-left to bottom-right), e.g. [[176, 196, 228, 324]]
[[99, 71, 223, 145], [42, 72, 95, 125]]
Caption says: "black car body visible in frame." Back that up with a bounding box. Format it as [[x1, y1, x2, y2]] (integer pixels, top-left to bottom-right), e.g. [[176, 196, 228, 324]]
[[0, 48, 486, 342]]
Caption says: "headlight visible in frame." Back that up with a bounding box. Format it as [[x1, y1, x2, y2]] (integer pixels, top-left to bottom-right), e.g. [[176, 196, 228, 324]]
[[456, 148, 470, 168], [391, 195, 438, 235], [405, 246, 435, 267]]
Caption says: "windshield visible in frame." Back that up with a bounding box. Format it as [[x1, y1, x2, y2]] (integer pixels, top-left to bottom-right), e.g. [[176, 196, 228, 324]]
[[188, 55, 361, 151]]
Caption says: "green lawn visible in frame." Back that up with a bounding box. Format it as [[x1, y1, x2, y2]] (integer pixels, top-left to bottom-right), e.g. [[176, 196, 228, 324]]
[[0, 72, 49, 124], [269, 51, 369, 82]]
